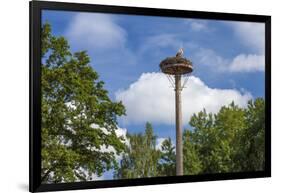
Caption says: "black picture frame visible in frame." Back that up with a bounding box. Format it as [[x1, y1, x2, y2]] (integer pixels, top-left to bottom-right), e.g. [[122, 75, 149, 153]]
[[29, 1, 271, 192]]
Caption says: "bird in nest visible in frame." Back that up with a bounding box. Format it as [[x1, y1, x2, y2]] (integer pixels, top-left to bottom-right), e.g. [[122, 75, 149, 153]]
[[176, 47, 184, 58]]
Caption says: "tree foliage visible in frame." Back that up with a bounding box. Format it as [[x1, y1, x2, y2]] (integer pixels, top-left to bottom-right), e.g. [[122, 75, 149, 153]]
[[184, 99, 265, 174], [114, 123, 161, 178], [183, 130, 202, 175], [157, 138, 176, 176], [41, 23, 126, 183], [238, 99, 265, 171], [116, 99, 265, 178]]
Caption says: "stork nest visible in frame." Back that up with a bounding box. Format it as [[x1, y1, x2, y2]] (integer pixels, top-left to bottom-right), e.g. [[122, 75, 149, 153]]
[[159, 56, 193, 75]]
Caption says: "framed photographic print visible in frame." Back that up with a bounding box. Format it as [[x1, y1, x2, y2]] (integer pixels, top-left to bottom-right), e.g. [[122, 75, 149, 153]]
[[29, 1, 271, 192]]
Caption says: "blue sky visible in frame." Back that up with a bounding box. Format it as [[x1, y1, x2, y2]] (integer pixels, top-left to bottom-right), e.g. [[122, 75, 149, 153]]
[[42, 10, 265, 180]]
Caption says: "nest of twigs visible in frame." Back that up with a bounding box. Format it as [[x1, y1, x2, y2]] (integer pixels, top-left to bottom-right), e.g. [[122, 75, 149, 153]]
[[160, 56, 193, 75]]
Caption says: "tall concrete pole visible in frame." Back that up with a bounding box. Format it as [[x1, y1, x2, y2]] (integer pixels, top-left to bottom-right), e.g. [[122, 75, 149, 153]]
[[175, 74, 183, 175]]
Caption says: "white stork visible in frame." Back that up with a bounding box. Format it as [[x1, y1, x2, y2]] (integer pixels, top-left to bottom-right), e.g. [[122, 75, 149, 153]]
[[176, 48, 184, 57]]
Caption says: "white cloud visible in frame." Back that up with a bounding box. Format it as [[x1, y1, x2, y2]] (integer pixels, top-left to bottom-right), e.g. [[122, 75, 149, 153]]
[[193, 22, 265, 73], [156, 138, 167, 150], [115, 126, 129, 146], [229, 54, 264, 72], [228, 21, 265, 54], [90, 123, 110, 135], [156, 137, 175, 151], [195, 48, 228, 71], [90, 173, 104, 181], [183, 19, 211, 32], [195, 48, 265, 72], [144, 34, 182, 48], [65, 12, 137, 80], [138, 34, 183, 58], [87, 124, 129, 162], [91, 125, 129, 147], [190, 21, 208, 31], [116, 73, 252, 125], [66, 13, 127, 51]]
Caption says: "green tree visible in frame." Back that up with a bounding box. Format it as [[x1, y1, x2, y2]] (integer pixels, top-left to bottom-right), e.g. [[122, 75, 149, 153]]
[[188, 109, 216, 173], [41, 23, 126, 183], [115, 122, 161, 178], [185, 99, 265, 174], [212, 102, 246, 172], [238, 98, 265, 171], [157, 138, 176, 176], [183, 130, 202, 175], [188, 103, 246, 173]]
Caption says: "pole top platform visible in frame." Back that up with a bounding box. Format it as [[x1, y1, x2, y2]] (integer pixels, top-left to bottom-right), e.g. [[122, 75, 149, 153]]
[[160, 56, 193, 75]]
